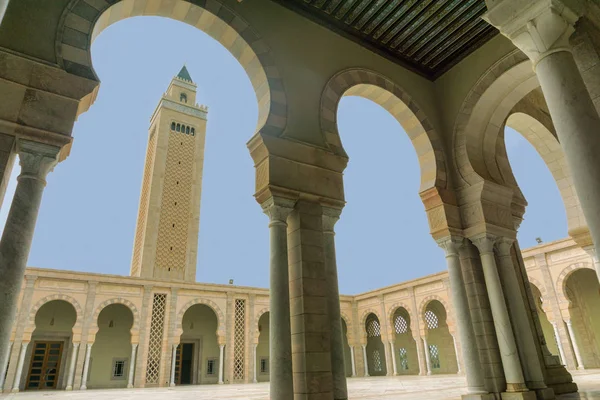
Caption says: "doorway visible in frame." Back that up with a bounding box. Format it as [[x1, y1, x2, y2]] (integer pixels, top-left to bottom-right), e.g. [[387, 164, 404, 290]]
[[174, 343, 195, 385], [25, 341, 64, 390]]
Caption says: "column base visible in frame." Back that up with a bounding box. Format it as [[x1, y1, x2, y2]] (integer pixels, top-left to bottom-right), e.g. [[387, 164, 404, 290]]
[[462, 393, 496, 400], [80, 385, 87, 390], [533, 387, 555, 400], [218, 381, 224, 385], [501, 391, 537, 400], [127, 384, 133, 389], [66, 386, 73, 391], [169, 383, 175, 388], [11, 388, 19, 393]]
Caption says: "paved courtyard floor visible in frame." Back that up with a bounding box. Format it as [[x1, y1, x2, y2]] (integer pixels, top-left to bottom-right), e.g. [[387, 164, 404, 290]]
[[2, 370, 599, 399]]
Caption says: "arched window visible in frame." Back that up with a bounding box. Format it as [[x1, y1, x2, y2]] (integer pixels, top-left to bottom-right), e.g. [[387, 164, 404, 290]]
[[180, 93, 187, 103], [186, 126, 190, 135], [170, 122, 175, 130], [366, 318, 381, 337], [424, 310, 438, 330], [176, 123, 181, 132], [394, 315, 408, 334], [191, 128, 195, 136]]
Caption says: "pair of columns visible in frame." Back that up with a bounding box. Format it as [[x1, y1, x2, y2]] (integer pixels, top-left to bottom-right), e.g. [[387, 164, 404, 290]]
[[168, 343, 225, 386], [439, 235, 551, 399], [262, 197, 347, 400]]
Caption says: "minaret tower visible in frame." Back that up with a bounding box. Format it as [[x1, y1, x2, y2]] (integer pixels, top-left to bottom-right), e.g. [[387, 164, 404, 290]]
[[130, 66, 208, 282]]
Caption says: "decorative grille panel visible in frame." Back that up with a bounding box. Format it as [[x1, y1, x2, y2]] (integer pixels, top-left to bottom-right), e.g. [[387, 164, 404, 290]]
[[366, 318, 381, 337], [233, 299, 246, 381], [394, 315, 408, 334], [398, 347, 409, 370], [146, 293, 167, 384], [425, 310, 439, 330], [429, 344, 441, 369], [373, 350, 382, 372]]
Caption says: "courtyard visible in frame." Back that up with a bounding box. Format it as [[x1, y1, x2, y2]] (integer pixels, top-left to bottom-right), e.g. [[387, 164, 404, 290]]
[[1, 372, 599, 400]]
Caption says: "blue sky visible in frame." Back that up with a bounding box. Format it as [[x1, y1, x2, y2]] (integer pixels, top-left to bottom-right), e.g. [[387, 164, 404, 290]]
[[0, 17, 567, 294]]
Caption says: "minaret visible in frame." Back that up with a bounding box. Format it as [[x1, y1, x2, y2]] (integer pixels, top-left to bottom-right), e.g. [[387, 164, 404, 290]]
[[130, 66, 208, 282]]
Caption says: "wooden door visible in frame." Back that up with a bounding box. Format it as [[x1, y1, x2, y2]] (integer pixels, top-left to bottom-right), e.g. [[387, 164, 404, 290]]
[[26, 341, 64, 390]]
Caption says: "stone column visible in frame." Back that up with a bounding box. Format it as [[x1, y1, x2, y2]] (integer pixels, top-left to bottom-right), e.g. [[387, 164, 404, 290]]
[[0, 140, 59, 374], [438, 238, 486, 393], [170, 344, 177, 387], [0, 341, 12, 391], [322, 206, 348, 399], [127, 343, 138, 388], [11, 341, 28, 393], [80, 343, 93, 390], [361, 344, 369, 377], [218, 344, 225, 384], [565, 320, 584, 370], [389, 341, 397, 376], [252, 344, 257, 383], [0, 133, 16, 209], [134, 285, 153, 388], [66, 342, 79, 390], [73, 281, 97, 390], [495, 238, 551, 396], [261, 196, 294, 400], [422, 337, 432, 376], [472, 235, 529, 394], [409, 288, 427, 376], [486, 0, 600, 263], [451, 335, 461, 375], [551, 323, 567, 365], [350, 346, 356, 377]]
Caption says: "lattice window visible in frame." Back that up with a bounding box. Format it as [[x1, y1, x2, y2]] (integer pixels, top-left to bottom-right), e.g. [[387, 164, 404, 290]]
[[206, 358, 217, 376], [425, 310, 438, 330], [146, 293, 167, 384], [373, 350, 383, 372], [394, 315, 408, 334], [398, 347, 409, 370], [233, 299, 246, 381], [429, 344, 440, 369], [366, 318, 381, 337]]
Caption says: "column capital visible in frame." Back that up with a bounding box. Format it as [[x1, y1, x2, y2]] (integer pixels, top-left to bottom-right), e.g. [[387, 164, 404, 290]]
[[484, 0, 586, 68], [436, 236, 465, 257], [495, 237, 515, 256], [261, 196, 296, 226], [470, 234, 498, 255], [322, 206, 343, 234], [16, 139, 60, 184]]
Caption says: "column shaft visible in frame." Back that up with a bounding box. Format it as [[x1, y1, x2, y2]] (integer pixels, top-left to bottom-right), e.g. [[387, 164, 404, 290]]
[[423, 337, 432, 376], [350, 346, 356, 377], [66, 343, 79, 390], [170, 344, 177, 387], [0, 141, 58, 375], [253, 344, 257, 383], [0, 342, 12, 391], [439, 239, 486, 393], [361, 344, 369, 377], [80, 343, 92, 390], [565, 321, 584, 370], [323, 209, 348, 399], [127, 343, 137, 388], [551, 323, 567, 365], [496, 240, 548, 391], [536, 51, 600, 263], [476, 239, 527, 392], [390, 342, 397, 376], [11, 342, 28, 393], [218, 345, 224, 384]]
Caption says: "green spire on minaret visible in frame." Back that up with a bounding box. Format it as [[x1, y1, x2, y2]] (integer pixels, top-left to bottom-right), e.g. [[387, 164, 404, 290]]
[[177, 65, 193, 83]]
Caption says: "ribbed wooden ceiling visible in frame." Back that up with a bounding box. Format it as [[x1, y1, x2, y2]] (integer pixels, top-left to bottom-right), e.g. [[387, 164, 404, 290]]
[[273, 0, 498, 79]]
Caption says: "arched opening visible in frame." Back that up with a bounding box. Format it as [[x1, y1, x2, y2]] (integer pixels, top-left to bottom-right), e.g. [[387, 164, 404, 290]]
[[423, 300, 457, 375], [177, 304, 220, 385], [564, 268, 600, 368], [392, 307, 418, 375], [22, 300, 77, 391], [88, 304, 134, 389], [256, 312, 269, 382], [529, 283, 560, 358], [365, 313, 386, 376], [341, 319, 352, 377]]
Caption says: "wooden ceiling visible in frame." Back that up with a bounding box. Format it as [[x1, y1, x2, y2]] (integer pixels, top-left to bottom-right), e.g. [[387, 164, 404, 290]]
[[273, 0, 498, 79]]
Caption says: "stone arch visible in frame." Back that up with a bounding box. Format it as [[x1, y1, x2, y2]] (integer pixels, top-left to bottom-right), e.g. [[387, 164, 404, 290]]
[[556, 262, 595, 305], [176, 298, 225, 338], [254, 306, 269, 343], [528, 277, 553, 318], [56, 0, 287, 137], [359, 309, 381, 343], [89, 298, 140, 343], [387, 302, 413, 336], [27, 294, 84, 341], [418, 295, 453, 334], [320, 68, 447, 194], [340, 311, 353, 345]]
